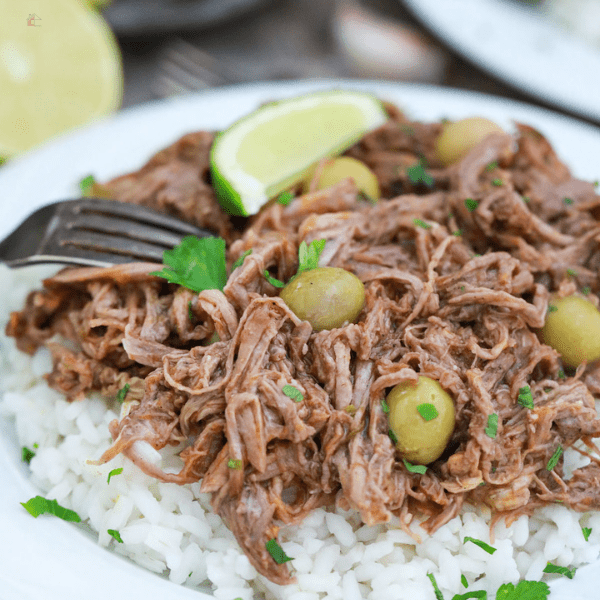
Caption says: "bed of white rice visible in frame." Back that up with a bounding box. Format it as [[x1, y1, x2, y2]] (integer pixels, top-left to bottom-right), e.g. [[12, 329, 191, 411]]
[[2, 264, 600, 600]]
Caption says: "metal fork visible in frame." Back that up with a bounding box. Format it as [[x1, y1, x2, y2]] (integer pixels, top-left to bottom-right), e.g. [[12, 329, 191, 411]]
[[0, 198, 214, 268]]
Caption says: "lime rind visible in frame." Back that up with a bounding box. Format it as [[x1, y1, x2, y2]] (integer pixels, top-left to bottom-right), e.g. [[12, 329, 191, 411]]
[[210, 89, 388, 217]]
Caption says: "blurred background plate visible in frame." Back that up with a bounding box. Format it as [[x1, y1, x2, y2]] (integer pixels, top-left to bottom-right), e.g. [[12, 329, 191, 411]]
[[102, 0, 274, 36], [401, 0, 600, 125]]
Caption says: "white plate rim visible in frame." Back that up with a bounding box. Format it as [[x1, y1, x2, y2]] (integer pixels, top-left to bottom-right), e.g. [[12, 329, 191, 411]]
[[1, 79, 600, 600]]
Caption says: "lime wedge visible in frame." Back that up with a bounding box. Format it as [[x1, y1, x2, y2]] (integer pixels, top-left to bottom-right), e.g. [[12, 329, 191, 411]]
[[210, 90, 388, 216], [0, 0, 122, 157]]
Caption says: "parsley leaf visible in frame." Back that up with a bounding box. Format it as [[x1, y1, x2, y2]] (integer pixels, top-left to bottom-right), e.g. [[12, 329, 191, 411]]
[[558, 369, 566, 379], [116, 384, 130, 404], [543, 562, 576, 579], [21, 496, 81, 522], [522, 195, 531, 203], [407, 160, 434, 187], [108, 529, 123, 543], [413, 218, 432, 230], [266, 539, 293, 564], [495, 581, 549, 600], [263, 270, 286, 288], [227, 459, 242, 470], [389, 429, 398, 445], [282, 384, 303, 402], [403, 458, 427, 474], [461, 574, 469, 588], [427, 573, 444, 600], [517, 385, 534, 409], [563, 197, 574, 205], [79, 174, 96, 195], [464, 536, 496, 555], [547, 304, 558, 313], [451, 592, 487, 599], [150, 236, 227, 293], [465, 198, 479, 212], [417, 403, 439, 421], [583, 526, 592, 541], [546, 445, 563, 470], [491, 178, 503, 186], [567, 268, 578, 277], [381, 398, 390, 413], [22, 446, 36, 464], [277, 191, 294, 206], [231, 249, 252, 272], [485, 414, 498, 439], [296, 239, 326, 277], [486, 161, 498, 171], [107, 467, 123, 484], [453, 229, 463, 237]]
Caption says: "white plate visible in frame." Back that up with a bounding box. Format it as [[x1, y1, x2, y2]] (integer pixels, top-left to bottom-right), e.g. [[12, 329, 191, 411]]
[[1, 80, 600, 600], [402, 0, 600, 124]]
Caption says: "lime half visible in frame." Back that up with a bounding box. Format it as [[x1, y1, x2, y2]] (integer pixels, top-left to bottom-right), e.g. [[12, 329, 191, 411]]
[[0, 0, 122, 157], [210, 90, 388, 216]]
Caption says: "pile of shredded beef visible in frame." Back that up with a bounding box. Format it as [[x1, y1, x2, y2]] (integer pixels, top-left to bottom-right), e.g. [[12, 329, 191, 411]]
[[8, 104, 600, 585]]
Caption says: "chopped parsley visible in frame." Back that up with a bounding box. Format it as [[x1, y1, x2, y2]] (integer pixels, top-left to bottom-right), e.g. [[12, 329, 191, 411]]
[[495, 581, 549, 599], [263, 270, 286, 288], [485, 414, 498, 439], [265, 539, 293, 564], [486, 161, 498, 171], [563, 197, 574, 205], [491, 178, 503, 186], [107, 467, 123, 484], [522, 196, 531, 203], [150, 236, 227, 293], [594, 180, 599, 187], [277, 191, 294, 206], [558, 369, 566, 379], [381, 398, 390, 413], [403, 459, 427, 474], [582, 526, 592, 541], [413, 218, 432, 230], [427, 573, 444, 600], [546, 445, 563, 470], [451, 591, 487, 599], [465, 198, 479, 212], [388, 429, 398, 445], [345, 404, 357, 415], [543, 562, 576, 579], [583, 286, 591, 295], [188, 300, 195, 322], [282, 384, 303, 402], [464, 536, 496, 555], [547, 304, 558, 313], [406, 160, 434, 187], [461, 286, 466, 292], [21, 446, 36, 464], [417, 403, 439, 421], [461, 574, 469, 588], [108, 529, 123, 543], [116, 384, 130, 404], [227, 459, 242, 470], [566, 268, 578, 277], [231, 249, 252, 271], [453, 229, 463, 237], [517, 385, 534, 409], [21, 496, 81, 522], [79, 174, 96, 195]]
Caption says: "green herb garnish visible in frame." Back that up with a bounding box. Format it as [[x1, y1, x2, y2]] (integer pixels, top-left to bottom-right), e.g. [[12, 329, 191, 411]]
[[563, 197, 574, 205], [231, 249, 252, 271], [381, 398, 390, 413], [0, 156, 7, 166], [486, 161, 498, 171], [547, 304, 558, 313], [21, 496, 81, 522], [465, 198, 478, 212], [265, 539, 293, 564], [108, 529, 123, 543], [558, 369, 566, 379], [567, 268, 578, 277], [583, 286, 591, 295], [407, 160, 434, 187], [413, 218, 432, 230], [491, 178, 503, 186], [345, 404, 357, 415], [277, 191, 294, 206], [464, 536, 496, 555], [403, 459, 427, 474], [583, 526, 592, 541], [543, 562, 576, 579], [523, 196, 530, 203], [427, 573, 444, 600], [461, 574, 469, 588], [495, 581, 549, 600], [79, 174, 96, 195], [296, 239, 326, 277], [388, 429, 398, 445], [107, 467, 123, 484], [453, 229, 463, 236], [417, 403, 438, 421], [227, 459, 242, 470], [517, 385, 534, 409], [282, 384, 303, 402], [451, 591, 487, 599], [116, 384, 130, 404], [188, 300, 195, 322], [546, 445, 563, 470], [263, 270, 286, 287], [22, 446, 36, 464], [485, 414, 498, 439], [151, 236, 227, 293]]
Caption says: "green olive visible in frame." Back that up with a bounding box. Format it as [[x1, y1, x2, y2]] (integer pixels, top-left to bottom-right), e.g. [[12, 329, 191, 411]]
[[387, 376, 455, 465], [303, 157, 380, 200], [280, 267, 365, 331], [542, 295, 600, 368], [435, 117, 505, 166]]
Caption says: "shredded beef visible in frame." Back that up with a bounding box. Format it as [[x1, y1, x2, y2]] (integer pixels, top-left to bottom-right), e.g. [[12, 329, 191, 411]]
[[8, 108, 600, 584]]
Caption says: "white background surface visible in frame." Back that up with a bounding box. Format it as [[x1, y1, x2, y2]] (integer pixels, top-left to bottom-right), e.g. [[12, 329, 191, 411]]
[[1, 80, 600, 599]]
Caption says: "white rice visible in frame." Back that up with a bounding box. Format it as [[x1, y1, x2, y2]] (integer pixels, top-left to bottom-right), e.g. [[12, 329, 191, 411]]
[[2, 263, 600, 599]]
